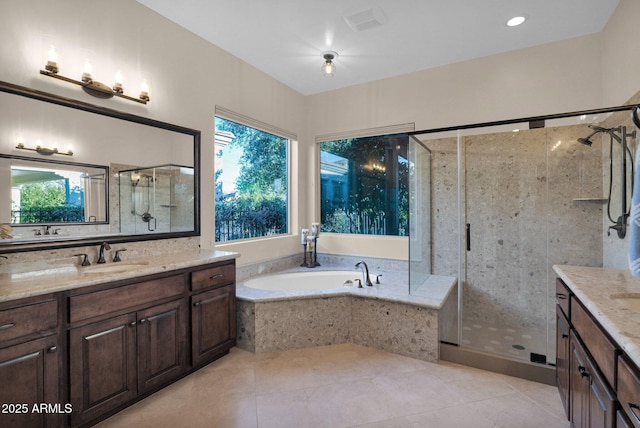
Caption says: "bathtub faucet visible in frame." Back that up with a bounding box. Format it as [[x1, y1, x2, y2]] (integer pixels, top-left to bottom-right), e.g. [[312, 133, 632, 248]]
[[355, 261, 373, 287]]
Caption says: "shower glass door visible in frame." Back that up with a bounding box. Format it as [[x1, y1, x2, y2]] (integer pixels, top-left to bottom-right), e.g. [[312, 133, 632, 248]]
[[460, 117, 604, 364], [462, 124, 551, 362]]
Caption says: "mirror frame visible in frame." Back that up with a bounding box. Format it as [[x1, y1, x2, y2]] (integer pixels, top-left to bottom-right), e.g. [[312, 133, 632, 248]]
[[0, 80, 201, 254]]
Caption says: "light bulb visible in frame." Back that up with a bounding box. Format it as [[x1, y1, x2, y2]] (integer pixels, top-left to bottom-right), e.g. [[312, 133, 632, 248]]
[[82, 60, 93, 82], [139, 79, 150, 101], [45, 45, 58, 73], [113, 70, 123, 93], [321, 52, 338, 78], [322, 61, 335, 77], [48, 46, 58, 63]]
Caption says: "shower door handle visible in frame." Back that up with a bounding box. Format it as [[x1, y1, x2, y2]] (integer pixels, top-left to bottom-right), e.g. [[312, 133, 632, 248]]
[[466, 224, 471, 251]]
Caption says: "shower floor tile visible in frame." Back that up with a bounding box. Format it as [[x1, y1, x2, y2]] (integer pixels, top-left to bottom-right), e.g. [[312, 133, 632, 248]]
[[461, 319, 549, 362]]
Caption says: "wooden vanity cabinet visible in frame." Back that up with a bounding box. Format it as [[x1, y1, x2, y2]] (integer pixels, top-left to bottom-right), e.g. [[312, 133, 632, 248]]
[[66, 260, 236, 426], [190, 262, 236, 367], [0, 258, 236, 427], [68, 274, 187, 427], [556, 277, 640, 428], [0, 295, 62, 428]]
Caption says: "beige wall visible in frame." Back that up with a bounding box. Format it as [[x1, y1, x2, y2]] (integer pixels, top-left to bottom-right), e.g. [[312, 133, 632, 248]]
[[305, 33, 605, 258], [0, 0, 306, 265], [1, 0, 638, 266], [601, 0, 640, 107]]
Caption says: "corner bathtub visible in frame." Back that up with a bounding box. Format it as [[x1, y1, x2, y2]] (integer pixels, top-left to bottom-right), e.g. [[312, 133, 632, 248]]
[[243, 270, 362, 291]]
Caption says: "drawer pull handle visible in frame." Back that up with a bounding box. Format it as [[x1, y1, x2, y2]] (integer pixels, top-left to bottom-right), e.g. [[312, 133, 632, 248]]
[[629, 403, 640, 424], [556, 293, 567, 300], [139, 318, 147, 324], [129, 321, 137, 327], [0, 322, 15, 330], [578, 366, 589, 378], [209, 274, 223, 281], [193, 301, 202, 307], [562, 333, 568, 339], [47, 346, 57, 353]]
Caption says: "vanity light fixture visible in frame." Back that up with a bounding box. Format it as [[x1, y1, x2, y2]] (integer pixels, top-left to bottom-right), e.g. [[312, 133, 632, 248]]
[[321, 51, 338, 78], [16, 138, 73, 157], [40, 47, 150, 104]]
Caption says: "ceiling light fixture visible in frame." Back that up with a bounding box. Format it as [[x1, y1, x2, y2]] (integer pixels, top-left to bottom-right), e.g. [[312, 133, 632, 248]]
[[321, 51, 338, 78], [40, 46, 150, 104], [507, 16, 526, 27]]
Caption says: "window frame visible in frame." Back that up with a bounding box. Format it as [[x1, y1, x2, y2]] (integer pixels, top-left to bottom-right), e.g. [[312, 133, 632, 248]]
[[214, 107, 294, 243]]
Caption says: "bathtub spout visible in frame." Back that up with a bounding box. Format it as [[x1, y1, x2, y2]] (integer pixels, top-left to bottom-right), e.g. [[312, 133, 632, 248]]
[[355, 261, 373, 287]]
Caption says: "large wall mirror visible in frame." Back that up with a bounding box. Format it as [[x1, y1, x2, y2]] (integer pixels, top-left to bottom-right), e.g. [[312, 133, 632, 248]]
[[0, 81, 200, 253]]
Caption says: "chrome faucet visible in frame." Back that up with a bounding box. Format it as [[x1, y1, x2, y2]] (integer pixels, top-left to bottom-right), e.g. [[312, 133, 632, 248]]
[[97, 242, 111, 264], [355, 261, 373, 287]]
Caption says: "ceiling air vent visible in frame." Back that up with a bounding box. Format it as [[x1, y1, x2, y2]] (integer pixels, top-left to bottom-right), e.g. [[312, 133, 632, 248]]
[[344, 7, 388, 32]]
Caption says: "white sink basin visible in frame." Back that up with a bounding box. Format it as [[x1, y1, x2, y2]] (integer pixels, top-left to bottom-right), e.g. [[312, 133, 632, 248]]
[[80, 261, 149, 274], [610, 293, 640, 312]]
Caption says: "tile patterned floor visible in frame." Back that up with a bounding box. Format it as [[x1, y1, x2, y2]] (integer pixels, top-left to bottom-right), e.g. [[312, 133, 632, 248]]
[[97, 344, 570, 428]]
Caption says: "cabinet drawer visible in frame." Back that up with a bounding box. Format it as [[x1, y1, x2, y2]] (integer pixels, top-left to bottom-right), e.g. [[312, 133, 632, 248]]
[[191, 263, 235, 292], [570, 297, 618, 388], [555, 278, 570, 317], [618, 355, 640, 427], [70, 274, 185, 323], [0, 299, 58, 342]]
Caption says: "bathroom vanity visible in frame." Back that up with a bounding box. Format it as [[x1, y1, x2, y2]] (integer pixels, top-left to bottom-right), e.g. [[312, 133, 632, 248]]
[[554, 265, 640, 428], [0, 250, 237, 428]]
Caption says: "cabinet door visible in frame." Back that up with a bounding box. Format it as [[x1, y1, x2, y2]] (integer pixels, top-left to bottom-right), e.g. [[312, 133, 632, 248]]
[[69, 313, 137, 426], [570, 331, 589, 428], [556, 306, 570, 419], [137, 299, 187, 393], [569, 331, 615, 428], [191, 284, 236, 367], [0, 335, 60, 428]]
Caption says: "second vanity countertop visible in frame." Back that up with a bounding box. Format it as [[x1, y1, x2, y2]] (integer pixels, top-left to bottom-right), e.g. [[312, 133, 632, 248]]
[[0, 249, 239, 303], [553, 264, 640, 369]]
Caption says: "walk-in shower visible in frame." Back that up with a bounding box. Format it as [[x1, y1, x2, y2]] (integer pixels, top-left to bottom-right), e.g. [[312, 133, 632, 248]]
[[408, 103, 639, 370]]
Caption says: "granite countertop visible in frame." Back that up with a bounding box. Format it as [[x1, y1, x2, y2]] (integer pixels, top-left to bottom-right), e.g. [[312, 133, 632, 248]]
[[0, 250, 239, 303], [553, 264, 640, 368]]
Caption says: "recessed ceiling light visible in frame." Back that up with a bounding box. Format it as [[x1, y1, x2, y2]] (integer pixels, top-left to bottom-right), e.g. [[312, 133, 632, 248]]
[[507, 16, 526, 27]]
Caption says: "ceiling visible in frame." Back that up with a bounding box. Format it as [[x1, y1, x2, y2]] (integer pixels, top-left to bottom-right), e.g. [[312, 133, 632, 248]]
[[136, 0, 620, 96]]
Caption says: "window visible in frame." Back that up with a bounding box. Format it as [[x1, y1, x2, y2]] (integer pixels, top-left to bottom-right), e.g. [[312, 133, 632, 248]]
[[320, 134, 408, 236], [214, 115, 289, 242]]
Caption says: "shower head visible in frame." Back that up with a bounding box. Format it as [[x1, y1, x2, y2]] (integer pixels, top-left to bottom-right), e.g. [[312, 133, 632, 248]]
[[578, 125, 616, 147], [577, 128, 600, 146], [577, 137, 593, 146]]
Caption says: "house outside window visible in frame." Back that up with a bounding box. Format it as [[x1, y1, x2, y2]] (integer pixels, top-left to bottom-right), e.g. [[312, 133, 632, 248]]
[[320, 134, 409, 236]]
